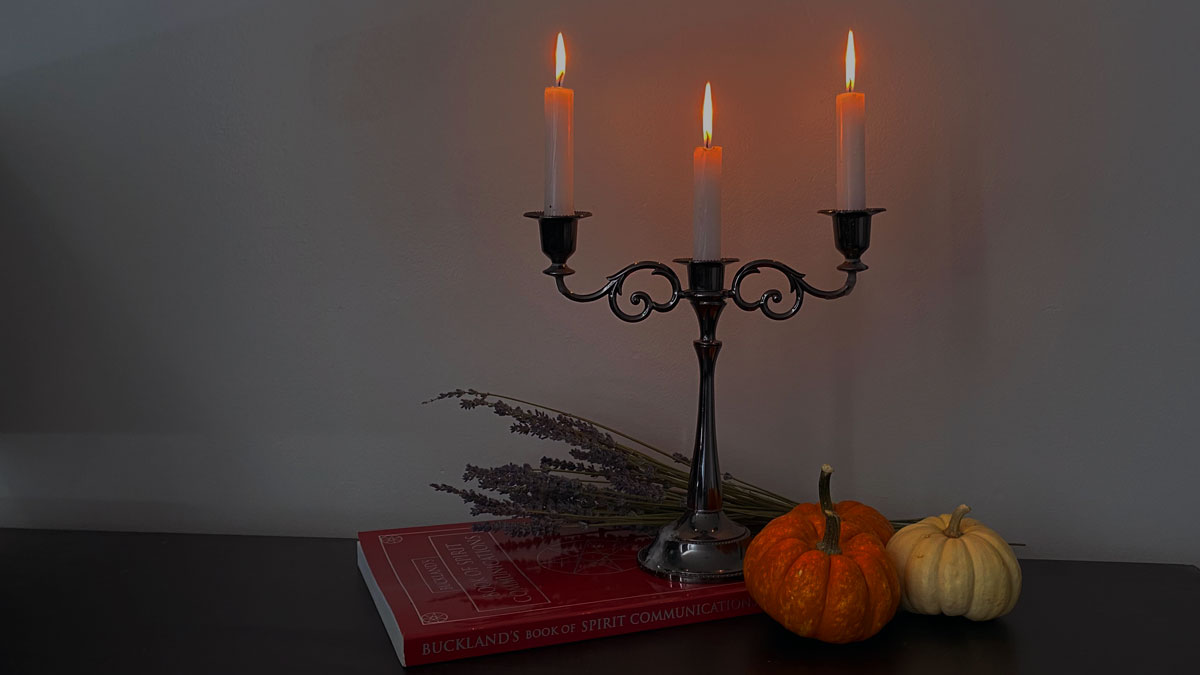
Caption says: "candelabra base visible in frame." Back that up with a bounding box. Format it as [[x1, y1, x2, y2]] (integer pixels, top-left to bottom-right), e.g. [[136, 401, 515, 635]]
[[636, 509, 752, 583]]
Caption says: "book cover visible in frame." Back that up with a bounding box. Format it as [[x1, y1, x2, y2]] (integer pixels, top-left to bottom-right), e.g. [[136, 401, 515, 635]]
[[357, 522, 759, 666]]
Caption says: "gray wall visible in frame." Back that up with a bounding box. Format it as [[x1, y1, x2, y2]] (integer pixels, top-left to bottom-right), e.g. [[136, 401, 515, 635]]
[[1, 1, 1197, 564]]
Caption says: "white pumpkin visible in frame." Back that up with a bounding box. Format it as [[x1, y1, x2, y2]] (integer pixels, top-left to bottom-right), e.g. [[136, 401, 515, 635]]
[[886, 504, 1021, 621]]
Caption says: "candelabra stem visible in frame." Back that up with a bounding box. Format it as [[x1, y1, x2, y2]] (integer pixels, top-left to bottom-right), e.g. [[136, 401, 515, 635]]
[[637, 259, 751, 583], [689, 297, 723, 511]]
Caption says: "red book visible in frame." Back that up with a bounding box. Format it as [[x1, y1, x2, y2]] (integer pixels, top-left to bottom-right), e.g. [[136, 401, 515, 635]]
[[357, 522, 760, 666]]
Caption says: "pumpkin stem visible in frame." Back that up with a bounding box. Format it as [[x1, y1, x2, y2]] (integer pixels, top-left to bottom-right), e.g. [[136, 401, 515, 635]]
[[818, 464, 835, 513], [944, 504, 972, 538], [817, 508, 842, 555]]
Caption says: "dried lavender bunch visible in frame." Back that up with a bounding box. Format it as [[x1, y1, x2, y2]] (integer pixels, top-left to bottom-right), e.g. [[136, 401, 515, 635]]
[[428, 389, 798, 535]]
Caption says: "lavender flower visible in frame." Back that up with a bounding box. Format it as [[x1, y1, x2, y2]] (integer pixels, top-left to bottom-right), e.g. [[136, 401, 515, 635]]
[[427, 390, 804, 534]]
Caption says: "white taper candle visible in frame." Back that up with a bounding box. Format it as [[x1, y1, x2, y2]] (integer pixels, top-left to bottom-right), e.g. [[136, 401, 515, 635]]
[[693, 82, 722, 261], [836, 30, 866, 210], [544, 33, 574, 216]]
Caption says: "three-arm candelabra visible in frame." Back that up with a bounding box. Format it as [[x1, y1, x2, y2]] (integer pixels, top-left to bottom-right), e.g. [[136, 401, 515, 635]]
[[524, 206, 884, 583]]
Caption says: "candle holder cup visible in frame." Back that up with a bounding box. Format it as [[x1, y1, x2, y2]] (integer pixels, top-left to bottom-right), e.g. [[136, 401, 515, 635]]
[[822, 208, 884, 272], [524, 207, 885, 582], [525, 211, 592, 276]]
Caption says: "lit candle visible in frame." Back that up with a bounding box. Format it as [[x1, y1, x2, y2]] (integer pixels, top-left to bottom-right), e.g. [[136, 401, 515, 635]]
[[544, 33, 574, 216], [836, 30, 866, 210], [693, 82, 722, 260]]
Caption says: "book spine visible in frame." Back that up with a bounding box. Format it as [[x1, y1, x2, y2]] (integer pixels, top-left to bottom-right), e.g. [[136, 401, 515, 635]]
[[407, 593, 760, 666]]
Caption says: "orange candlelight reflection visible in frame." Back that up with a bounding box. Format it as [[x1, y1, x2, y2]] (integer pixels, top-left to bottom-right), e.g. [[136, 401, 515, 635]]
[[845, 30, 856, 92], [555, 33, 566, 86], [702, 82, 713, 148]]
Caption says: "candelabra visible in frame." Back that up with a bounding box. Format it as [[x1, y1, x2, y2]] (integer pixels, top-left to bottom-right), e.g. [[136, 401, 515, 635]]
[[524, 207, 884, 583]]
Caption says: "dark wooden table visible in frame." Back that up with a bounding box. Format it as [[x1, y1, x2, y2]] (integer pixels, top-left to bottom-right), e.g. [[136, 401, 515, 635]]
[[2, 529, 1197, 673]]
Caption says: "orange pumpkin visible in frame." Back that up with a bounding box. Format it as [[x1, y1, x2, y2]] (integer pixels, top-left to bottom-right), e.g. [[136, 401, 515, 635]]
[[743, 465, 900, 643]]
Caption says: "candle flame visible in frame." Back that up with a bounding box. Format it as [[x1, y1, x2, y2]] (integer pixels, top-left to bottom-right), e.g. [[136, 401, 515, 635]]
[[845, 30, 856, 91], [702, 82, 713, 147], [555, 33, 566, 86]]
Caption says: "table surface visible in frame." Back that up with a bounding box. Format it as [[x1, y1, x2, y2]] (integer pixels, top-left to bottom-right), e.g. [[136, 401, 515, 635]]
[[2, 528, 1197, 674]]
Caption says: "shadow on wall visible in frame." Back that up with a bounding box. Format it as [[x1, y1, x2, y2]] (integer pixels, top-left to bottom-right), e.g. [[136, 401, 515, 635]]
[[0, 143, 239, 528], [0, 163, 205, 435]]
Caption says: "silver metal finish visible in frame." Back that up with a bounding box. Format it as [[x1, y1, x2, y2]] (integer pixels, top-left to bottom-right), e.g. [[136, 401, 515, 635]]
[[524, 208, 885, 582], [636, 510, 751, 583], [636, 259, 752, 582]]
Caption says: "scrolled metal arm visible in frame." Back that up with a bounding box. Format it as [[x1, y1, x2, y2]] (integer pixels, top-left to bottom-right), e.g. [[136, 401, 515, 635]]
[[730, 259, 857, 320], [554, 261, 683, 323]]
